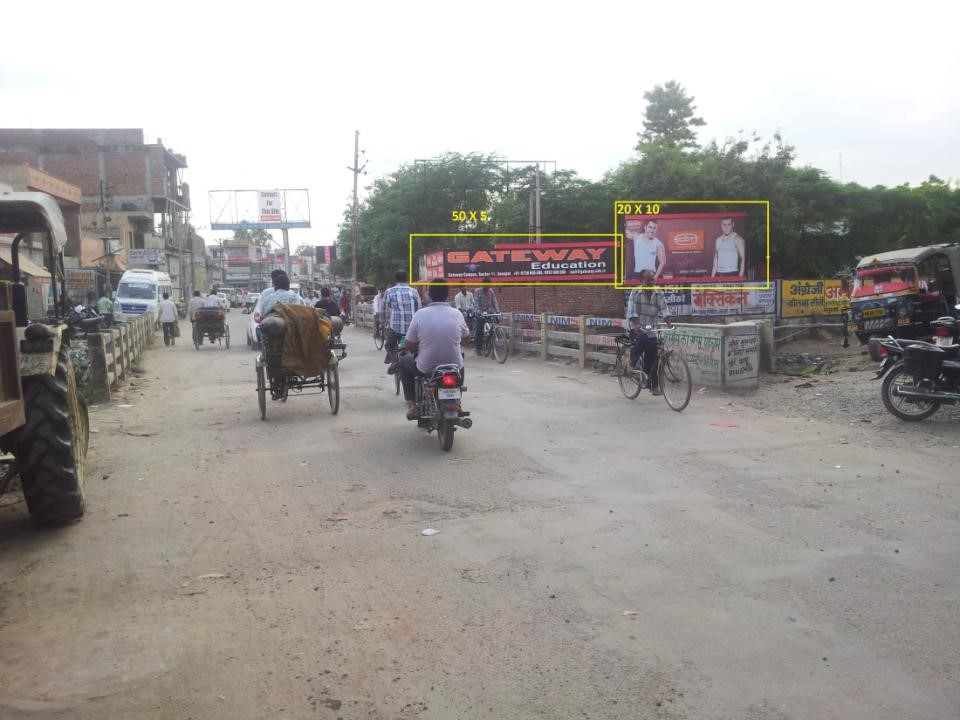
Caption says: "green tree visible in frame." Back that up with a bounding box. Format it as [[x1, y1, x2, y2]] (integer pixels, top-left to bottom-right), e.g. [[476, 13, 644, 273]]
[[231, 228, 273, 246], [335, 153, 507, 285], [636, 80, 706, 151]]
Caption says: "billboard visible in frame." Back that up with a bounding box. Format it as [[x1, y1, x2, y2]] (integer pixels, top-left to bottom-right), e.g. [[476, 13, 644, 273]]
[[209, 189, 311, 230], [127, 248, 164, 266], [623, 212, 748, 285], [258, 191, 282, 223], [418, 241, 615, 283]]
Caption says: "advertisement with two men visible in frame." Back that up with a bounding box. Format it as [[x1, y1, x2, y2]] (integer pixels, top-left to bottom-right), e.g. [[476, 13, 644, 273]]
[[623, 212, 748, 285]]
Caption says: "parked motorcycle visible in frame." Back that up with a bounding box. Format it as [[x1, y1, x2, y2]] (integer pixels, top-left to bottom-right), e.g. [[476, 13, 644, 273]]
[[874, 313, 960, 421], [409, 363, 472, 451], [67, 305, 104, 335]]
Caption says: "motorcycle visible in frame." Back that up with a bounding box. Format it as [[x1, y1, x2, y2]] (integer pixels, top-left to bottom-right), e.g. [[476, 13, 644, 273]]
[[67, 305, 104, 335], [409, 363, 472, 451], [874, 313, 960, 421]]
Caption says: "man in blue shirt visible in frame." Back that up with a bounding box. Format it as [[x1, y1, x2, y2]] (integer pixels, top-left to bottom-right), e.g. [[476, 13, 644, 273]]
[[381, 269, 421, 374]]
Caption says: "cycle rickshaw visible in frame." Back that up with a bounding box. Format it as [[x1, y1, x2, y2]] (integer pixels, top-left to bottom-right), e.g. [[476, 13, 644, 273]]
[[193, 308, 230, 350], [255, 307, 341, 420]]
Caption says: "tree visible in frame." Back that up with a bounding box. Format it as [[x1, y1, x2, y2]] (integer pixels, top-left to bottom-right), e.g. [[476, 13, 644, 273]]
[[636, 80, 706, 151], [231, 228, 274, 246], [295, 244, 315, 257]]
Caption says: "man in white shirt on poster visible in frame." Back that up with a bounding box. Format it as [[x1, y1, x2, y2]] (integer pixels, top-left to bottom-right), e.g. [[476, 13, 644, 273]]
[[631, 219, 666, 280]]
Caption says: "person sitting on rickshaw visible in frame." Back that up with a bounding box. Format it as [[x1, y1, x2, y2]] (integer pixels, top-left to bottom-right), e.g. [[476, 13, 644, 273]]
[[260, 273, 304, 317]]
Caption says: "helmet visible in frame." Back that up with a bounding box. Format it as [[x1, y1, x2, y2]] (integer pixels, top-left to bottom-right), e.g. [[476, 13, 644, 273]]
[[931, 316, 958, 330]]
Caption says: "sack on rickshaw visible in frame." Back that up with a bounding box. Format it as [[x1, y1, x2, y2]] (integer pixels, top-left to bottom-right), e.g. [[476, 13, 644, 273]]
[[271, 304, 333, 377]]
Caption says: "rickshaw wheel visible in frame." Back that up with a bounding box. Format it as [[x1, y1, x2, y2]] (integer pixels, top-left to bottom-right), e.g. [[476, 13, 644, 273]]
[[225, 325, 231, 350], [327, 364, 340, 415], [256, 364, 267, 420]]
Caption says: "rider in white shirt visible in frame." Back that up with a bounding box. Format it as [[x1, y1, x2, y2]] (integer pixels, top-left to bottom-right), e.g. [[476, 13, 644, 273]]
[[203, 289, 223, 308]]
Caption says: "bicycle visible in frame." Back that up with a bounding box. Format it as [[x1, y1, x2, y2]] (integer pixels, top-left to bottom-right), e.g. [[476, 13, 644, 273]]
[[476, 312, 508, 364], [612, 326, 692, 411], [373, 319, 384, 350]]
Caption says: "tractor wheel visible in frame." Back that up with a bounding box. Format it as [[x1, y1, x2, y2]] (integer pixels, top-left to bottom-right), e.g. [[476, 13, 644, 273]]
[[15, 344, 88, 523]]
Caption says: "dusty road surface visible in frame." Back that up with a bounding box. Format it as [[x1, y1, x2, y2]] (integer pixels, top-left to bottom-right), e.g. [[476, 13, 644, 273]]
[[1, 313, 958, 720]]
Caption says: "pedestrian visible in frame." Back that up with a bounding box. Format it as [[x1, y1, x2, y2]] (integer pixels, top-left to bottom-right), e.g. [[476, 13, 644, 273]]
[[157, 292, 179, 346], [96, 291, 114, 326]]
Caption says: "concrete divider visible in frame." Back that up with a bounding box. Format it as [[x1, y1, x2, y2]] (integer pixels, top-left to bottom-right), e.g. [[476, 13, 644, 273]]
[[84, 315, 157, 403]]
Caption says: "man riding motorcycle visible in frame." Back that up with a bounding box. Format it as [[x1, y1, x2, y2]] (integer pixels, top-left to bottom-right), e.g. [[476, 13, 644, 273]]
[[398, 281, 470, 420]]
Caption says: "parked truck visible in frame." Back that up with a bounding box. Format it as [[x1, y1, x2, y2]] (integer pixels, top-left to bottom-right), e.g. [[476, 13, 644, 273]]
[[0, 191, 89, 523]]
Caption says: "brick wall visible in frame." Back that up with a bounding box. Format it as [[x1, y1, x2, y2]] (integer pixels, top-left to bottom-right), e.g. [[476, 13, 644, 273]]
[[37, 151, 102, 196], [105, 151, 149, 195], [496, 285, 626, 318]]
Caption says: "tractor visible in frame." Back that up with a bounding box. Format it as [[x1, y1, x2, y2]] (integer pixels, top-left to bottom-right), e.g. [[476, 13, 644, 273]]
[[0, 191, 89, 523]]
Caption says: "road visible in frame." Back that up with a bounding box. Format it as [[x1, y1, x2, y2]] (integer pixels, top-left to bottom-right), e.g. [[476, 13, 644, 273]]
[[1, 311, 958, 719]]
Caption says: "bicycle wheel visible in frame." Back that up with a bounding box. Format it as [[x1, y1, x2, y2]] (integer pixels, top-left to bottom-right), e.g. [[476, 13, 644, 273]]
[[193, 325, 201, 350], [659, 351, 692, 411], [492, 326, 508, 364], [327, 363, 340, 415], [483, 325, 494, 357], [224, 325, 230, 349], [256, 363, 267, 420], [374, 329, 384, 350], [615, 353, 642, 399]]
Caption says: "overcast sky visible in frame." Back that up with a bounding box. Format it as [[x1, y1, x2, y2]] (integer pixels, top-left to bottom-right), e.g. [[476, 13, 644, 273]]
[[2, 0, 958, 250]]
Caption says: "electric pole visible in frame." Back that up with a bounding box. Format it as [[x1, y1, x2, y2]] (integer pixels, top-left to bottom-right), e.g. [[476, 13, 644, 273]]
[[347, 131, 366, 309]]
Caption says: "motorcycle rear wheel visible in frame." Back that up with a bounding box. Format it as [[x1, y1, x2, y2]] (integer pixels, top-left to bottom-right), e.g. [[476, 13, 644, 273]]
[[437, 416, 455, 451], [881, 363, 940, 421]]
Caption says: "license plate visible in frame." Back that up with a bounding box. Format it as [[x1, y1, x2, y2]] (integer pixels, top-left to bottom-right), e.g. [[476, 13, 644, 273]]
[[438, 388, 461, 399], [862, 308, 885, 318], [848, 323, 859, 331], [897, 318, 910, 325]]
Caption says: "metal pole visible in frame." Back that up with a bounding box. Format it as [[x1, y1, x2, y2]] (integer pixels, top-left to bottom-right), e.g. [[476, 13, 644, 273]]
[[534, 163, 542, 244], [351, 130, 359, 310], [282, 227, 291, 277], [528, 166, 535, 244]]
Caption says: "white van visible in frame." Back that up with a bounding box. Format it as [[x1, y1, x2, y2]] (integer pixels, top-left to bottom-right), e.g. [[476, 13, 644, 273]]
[[113, 269, 173, 323]]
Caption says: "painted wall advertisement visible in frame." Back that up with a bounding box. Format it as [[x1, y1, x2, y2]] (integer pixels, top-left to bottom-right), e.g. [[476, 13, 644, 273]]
[[418, 242, 615, 283], [780, 279, 847, 317], [623, 212, 748, 285], [653, 282, 777, 317], [258, 190, 282, 223]]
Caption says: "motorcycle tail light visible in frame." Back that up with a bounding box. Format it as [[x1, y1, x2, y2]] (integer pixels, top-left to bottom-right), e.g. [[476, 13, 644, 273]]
[[440, 373, 459, 388], [934, 326, 951, 336], [254, 311, 261, 323]]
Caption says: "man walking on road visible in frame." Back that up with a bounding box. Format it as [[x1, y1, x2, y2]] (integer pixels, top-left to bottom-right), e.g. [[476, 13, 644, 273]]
[[382, 269, 421, 374], [157, 292, 179, 346]]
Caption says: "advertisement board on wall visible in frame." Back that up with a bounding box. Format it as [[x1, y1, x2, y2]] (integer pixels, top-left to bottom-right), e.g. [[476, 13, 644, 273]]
[[417, 241, 615, 284], [65, 268, 96, 295], [623, 212, 748, 285], [780, 279, 847, 317], [651, 282, 777, 317]]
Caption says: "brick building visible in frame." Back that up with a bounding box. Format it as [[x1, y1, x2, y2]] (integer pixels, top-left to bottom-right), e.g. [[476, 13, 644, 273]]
[[0, 129, 195, 296]]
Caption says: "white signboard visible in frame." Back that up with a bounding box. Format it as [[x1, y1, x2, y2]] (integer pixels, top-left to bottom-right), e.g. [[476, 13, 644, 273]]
[[127, 248, 164, 266], [258, 191, 282, 223]]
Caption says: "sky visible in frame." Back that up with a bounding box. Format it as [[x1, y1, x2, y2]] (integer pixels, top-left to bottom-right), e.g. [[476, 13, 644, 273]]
[[2, 0, 958, 252]]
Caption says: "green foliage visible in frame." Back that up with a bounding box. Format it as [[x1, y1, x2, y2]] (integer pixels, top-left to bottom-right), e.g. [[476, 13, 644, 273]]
[[231, 228, 273, 246], [636, 80, 706, 151], [337, 83, 960, 284]]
